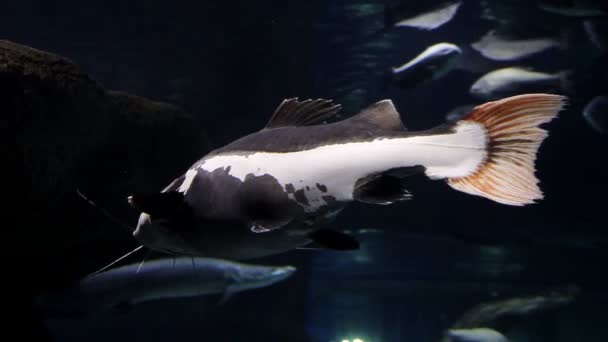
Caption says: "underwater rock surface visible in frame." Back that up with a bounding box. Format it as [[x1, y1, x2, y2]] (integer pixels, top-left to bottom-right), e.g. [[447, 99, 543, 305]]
[[1, 40, 208, 290]]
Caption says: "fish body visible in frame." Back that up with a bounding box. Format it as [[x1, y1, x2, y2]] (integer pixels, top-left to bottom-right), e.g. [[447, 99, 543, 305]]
[[445, 285, 580, 335], [448, 328, 509, 342], [538, 0, 607, 16], [129, 94, 566, 260], [389, 42, 462, 89], [35, 257, 295, 316], [470, 67, 570, 100], [471, 29, 564, 61], [387, 1, 462, 30]]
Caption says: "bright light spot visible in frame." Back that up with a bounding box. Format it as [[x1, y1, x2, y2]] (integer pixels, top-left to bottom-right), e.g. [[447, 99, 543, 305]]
[[341, 340, 350, 342], [353, 339, 364, 342]]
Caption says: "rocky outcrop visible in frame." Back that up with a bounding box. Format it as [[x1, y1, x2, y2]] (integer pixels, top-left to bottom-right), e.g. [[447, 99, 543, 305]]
[[1, 40, 209, 291]]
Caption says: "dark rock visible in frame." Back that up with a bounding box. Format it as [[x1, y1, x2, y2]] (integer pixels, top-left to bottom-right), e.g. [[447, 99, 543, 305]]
[[1, 40, 209, 293]]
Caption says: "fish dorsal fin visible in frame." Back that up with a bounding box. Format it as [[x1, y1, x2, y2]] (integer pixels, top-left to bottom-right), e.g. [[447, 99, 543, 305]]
[[351, 99, 406, 131], [264, 98, 342, 129]]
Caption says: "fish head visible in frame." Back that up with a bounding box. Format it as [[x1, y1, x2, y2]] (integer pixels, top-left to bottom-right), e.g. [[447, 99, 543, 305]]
[[430, 42, 462, 57], [229, 264, 297, 292], [425, 42, 462, 79], [131, 212, 191, 255], [469, 78, 492, 99], [447, 328, 509, 342]]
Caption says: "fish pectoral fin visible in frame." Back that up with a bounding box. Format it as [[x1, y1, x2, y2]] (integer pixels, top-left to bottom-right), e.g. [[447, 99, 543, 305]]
[[353, 175, 413, 205], [309, 229, 360, 251]]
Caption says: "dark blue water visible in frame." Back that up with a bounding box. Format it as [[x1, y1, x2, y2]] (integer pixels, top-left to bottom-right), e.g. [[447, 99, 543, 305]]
[[2, 1, 607, 341]]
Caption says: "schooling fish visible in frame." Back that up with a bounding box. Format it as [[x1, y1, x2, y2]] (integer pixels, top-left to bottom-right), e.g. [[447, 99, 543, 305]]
[[471, 29, 567, 61], [470, 67, 571, 100], [538, 0, 608, 16], [34, 257, 296, 317], [385, 1, 462, 30], [449, 285, 580, 329], [128, 93, 566, 260], [387, 42, 462, 89], [447, 328, 509, 342]]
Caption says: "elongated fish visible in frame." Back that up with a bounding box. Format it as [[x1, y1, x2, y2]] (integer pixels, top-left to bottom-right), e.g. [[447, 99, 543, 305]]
[[386, 1, 462, 30], [34, 257, 296, 317], [470, 67, 571, 100], [448, 328, 509, 342], [128, 94, 566, 260], [471, 29, 566, 61], [388, 42, 462, 89], [538, 0, 608, 16]]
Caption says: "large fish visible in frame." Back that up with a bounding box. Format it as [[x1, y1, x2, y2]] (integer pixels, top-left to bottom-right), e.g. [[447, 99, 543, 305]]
[[128, 93, 566, 260], [34, 257, 296, 317]]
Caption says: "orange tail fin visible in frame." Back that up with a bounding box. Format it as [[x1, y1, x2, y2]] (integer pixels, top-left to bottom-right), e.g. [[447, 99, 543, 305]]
[[448, 93, 567, 206]]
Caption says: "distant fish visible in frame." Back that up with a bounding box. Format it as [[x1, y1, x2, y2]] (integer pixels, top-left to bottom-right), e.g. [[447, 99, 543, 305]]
[[448, 285, 580, 329], [445, 104, 477, 123], [470, 67, 571, 100], [35, 257, 296, 317], [583, 19, 608, 51], [388, 42, 462, 89], [447, 328, 509, 342], [471, 29, 567, 61], [583, 95, 608, 134], [538, 0, 608, 16], [385, 1, 462, 30]]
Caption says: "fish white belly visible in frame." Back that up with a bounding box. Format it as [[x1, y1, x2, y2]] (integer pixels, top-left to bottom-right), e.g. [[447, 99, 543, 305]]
[[193, 123, 485, 211]]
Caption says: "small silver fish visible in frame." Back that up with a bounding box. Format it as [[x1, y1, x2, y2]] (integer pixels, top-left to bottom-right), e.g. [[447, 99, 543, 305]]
[[387, 1, 462, 30], [389, 42, 462, 89], [448, 328, 509, 342], [471, 29, 566, 61], [470, 67, 571, 100], [583, 95, 608, 134]]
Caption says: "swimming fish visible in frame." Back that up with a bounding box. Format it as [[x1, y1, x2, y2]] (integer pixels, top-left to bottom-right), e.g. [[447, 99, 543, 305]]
[[128, 93, 566, 260], [385, 1, 462, 30], [447, 328, 509, 342], [447, 285, 580, 331], [34, 257, 296, 317], [583, 95, 607, 134], [538, 0, 607, 17], [471, 29, 566, 61], [470, 67, 571, 100], [387, 42, 462, 89]]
